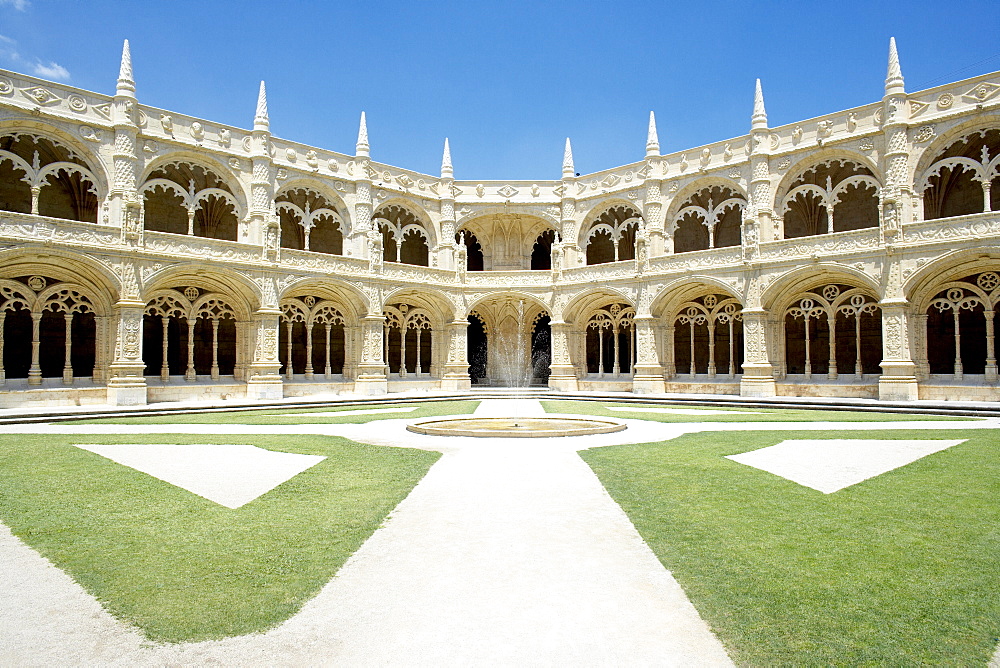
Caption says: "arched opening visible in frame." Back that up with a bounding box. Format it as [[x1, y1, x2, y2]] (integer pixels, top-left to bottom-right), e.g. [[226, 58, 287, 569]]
[[143, 288, 238, 381], [671, 186, 745, 253], [0, 134, 99, 222], [782, 160, 879, 238], [279, 297, 346, 379], [530, 313, 551, 384], [276, 188, 344, 255], [141, 163, 239, 241], [531, 229, 555, 270], [0, 277, 98, 385], [585, 303, 634, 376], [672, 294, 743, 376], [925, 271, 999, 379], [922, 128, 1000, 219], [384, 304, 433, 376], [585, 205, 640, 265], [457, 230, 484, 271], [376, 204, 429, 267], [467, 312, 488, 384], [783, 284, 881, 378]]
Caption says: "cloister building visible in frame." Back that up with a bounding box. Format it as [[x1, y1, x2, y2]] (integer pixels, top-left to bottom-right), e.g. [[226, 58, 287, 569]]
[[0, 38, 998, 408]]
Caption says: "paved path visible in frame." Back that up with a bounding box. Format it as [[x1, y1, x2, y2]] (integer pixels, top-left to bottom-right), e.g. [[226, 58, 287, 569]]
[[2, 401, 997, 665]]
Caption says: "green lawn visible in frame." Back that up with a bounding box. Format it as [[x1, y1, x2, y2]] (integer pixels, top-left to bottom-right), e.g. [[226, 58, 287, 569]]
[[543, 399, 972, 422], [0, 433, 439, 642], [71, 400, 480, 425], [580, 429, 1000, 665]]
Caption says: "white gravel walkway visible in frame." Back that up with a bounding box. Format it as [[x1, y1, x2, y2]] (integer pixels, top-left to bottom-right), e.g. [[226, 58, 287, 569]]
[[1, 400, 997, 665]]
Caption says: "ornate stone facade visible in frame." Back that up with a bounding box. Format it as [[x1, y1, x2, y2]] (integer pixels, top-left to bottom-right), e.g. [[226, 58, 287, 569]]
[[0, 39, 998, 407]]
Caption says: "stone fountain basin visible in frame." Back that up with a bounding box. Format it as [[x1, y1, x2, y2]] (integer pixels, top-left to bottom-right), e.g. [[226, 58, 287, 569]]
[[406, 416, 627, 438]]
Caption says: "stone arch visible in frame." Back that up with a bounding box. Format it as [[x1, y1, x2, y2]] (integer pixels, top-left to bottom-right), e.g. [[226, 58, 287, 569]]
[[579, 201, 642, 265], [381, 287, 453, 379], [0, 126, 108, 222], [666, 181, 747, 253], [455, 204, 560, 231], [761, 263, 881, 313], [649, 278, 744, 379], [775, 153, 881, 238], [763, 268, 882, 381], [276, 277, 368, 319], [373, 201, 434, 266], [0, 120, 110, 191], [905, 247, 1000, 312], [464, 291, 550, 320], [139, 153, 247, 240], [0, 250, 119, 311], [913, 122, 1000, 219], [912, 115, 1000, 179], [275, 182, 349, 254], [0, 262, 114, 385], [140, 264, 259, 318], [559, 287, 636, 325], [277, 290, 355, 380], [649, 275, 744, 320], [142, 285, 241, 381], [664, 177, 747, 224], [773, 149, 882, 205]]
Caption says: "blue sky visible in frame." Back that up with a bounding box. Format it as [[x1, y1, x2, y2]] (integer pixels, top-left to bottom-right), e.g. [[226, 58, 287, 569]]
[[1, 0, 998, 179]]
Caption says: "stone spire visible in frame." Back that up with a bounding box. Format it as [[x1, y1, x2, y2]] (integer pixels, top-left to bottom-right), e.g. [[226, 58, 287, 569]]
[[646, 111, 660, 157], [441, 138, 453, 178], [562, 137, 575, 177], [253, 81, 269, 132], [885, 37, 905, 96], [116, 39, 135, 97], [356, 111, 370, 157], [751, 78, 768, 130]]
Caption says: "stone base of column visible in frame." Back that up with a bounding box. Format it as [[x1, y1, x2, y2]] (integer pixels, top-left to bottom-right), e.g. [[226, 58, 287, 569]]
[[441, 369, 471, 391], [246, 372, 283, 401], [878, 361, 919, 401], [631, 366, 665, 394], [878, 376, 919, 401], [740, 364, 777, 398], [354, 366, 388, 395], [548, 366, 578, 392], [105, 374, 147, 406]]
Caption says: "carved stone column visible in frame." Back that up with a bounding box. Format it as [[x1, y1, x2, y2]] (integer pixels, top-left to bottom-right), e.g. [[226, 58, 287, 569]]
[[246, 309, 283, 400], [739, 307, 777, 397], [631, 315, 665, 393], [878, 300, 919, 401], [441, 319, 471, 390], [354, 314, 388, 395], [547, 320, 578, 391], [106, 300, 147, 405]]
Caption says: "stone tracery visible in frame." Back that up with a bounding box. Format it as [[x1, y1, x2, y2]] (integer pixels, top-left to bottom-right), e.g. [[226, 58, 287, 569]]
[[0, 39, 996, 406]]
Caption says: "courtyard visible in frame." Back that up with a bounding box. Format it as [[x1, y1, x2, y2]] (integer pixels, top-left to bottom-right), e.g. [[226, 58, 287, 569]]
[[1, 396, 998, 665]]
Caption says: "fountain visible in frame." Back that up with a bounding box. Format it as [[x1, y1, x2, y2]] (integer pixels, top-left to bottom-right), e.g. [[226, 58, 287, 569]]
[[407, 299, 627, 438]]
